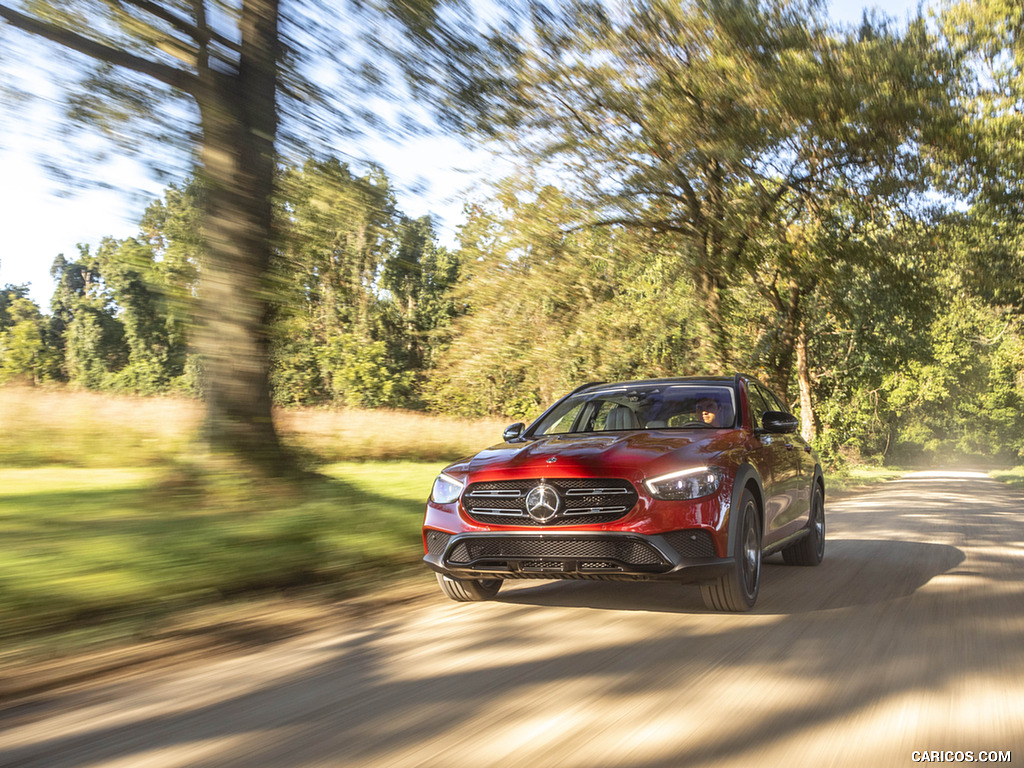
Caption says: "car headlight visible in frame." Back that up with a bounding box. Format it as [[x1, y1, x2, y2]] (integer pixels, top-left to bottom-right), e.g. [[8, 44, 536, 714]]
[[645, 467, 723, 500], [431, 472, 464, 504]]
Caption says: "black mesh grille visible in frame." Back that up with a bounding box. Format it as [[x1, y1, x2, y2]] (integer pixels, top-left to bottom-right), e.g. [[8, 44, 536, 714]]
[[446, 536, 666, 567], [425, 530, 451, 556], [463, 478, 638, 526], [662, 529, 718, 559]]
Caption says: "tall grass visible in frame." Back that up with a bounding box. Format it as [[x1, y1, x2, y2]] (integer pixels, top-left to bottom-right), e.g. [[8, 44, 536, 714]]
[[0, 386, 508, 467], [0, 387, 199, 467]]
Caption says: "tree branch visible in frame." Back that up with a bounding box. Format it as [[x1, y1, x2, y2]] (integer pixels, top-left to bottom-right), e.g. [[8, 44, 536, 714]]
[[116, 0, 240, 54], [0, 3, 197, 92]]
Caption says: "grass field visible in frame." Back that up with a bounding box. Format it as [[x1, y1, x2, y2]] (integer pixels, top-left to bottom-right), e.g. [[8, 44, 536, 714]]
[[0, 386, 506, 467], [0, 386, 493, 647], [0, 460, 445, 648]]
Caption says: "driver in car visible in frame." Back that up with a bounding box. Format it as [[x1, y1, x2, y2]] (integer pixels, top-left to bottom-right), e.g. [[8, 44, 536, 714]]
[[697, 397, 721, 427]]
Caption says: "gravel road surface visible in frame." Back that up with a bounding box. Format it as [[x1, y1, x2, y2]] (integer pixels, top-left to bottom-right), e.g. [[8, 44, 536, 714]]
[[2, 472, 1022, 768]]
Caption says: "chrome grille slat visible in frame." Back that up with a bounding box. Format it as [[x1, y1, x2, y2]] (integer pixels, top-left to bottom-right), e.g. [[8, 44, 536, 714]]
[[562, 506, 629, 515], [565, 488, 631, 496]]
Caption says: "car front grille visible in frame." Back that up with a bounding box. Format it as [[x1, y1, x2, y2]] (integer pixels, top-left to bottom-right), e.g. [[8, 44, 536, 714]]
[[463, 478, 638, 526]]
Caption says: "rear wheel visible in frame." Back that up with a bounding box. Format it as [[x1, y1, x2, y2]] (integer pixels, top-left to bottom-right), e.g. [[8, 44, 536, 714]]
[[435, 573, 502, 602], [782, 484, 825, 566], [701, 489, 761, 611]]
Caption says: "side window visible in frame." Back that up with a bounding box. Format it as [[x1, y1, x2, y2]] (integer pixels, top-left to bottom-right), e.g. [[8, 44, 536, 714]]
[[746, 386, 770, 430], [539, 402, 584, 435], [591, 401, 616, 431]]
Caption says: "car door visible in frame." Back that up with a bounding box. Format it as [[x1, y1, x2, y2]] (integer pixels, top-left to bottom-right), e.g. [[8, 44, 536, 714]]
[[747, 384, 793, 545], [758, 384, 810, 533], [747, 382, 803, 543]]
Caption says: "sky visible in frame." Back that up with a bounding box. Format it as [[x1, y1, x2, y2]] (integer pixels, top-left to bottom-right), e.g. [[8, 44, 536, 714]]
[[0, 0, 934, 307]]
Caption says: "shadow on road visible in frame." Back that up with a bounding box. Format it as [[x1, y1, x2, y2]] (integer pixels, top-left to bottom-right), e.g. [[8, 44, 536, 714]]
[[494, 539, 965, 614]]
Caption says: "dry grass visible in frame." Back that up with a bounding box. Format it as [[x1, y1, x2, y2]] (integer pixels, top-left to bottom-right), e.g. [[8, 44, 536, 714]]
[[0, 386, 200, 467], [0, 386, 507, 466], [278, 407, 507, 463]]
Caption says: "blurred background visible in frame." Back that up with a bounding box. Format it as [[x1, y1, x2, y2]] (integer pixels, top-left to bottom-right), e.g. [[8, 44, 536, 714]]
[[0, 0, 1022, 652]]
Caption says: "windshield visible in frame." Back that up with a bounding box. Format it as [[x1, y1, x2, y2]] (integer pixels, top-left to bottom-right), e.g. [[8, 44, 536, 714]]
[[533, 385, 737, 435]]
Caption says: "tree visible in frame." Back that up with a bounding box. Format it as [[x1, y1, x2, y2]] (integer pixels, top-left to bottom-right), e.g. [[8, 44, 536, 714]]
[[0, 292, 51, 384], [0, 0, 482, 471], [463, 0, 955, 412], [426, 184, 712, 418], [271, 159, 434, 407]]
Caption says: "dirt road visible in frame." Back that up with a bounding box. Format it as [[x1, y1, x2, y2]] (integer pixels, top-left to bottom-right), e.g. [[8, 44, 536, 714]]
[[2, 472, 1022, 767]]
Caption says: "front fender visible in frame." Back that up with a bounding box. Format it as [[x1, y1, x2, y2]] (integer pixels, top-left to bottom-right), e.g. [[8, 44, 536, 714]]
[[726, 462, 764, 559]]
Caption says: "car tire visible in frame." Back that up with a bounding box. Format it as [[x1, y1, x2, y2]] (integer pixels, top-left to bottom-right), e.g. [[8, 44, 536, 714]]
[[781, 484, 825, 566], [700, 489, 761, 612], [435, 573, 502, 602]]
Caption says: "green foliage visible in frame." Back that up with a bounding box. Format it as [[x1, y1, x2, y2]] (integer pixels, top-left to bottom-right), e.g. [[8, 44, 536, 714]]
[[0, 293, 54, 384], [424, 186, 713, 418], [270, 159, 457, 408], [46, 196, 199, 394], [5, 0, 1024, 468]]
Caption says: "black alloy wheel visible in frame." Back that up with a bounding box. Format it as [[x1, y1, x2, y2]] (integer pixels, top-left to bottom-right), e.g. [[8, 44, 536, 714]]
[[700, 489, 761, 611]]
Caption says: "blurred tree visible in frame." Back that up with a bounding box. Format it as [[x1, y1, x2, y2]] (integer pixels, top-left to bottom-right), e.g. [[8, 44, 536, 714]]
[[0, 282, 32, 330], [0, 0, 488, 471], [49, 246, 129, 387], [461, 0, 955, 413], [426, 184, 711, 418], [380, 214, 461, 377], [271, 159, 457, 407], [0, 292, 53, 384]]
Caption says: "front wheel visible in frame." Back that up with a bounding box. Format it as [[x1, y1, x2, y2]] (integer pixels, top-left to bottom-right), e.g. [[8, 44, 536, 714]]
[[700, 489, 761, 611], [435, 573, 502, 602]]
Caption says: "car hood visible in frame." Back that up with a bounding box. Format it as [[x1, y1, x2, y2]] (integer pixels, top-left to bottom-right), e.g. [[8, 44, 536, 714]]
[[463, 430, 740, 480]]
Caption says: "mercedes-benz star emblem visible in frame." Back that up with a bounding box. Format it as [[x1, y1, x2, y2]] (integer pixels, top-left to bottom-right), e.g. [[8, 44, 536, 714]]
[[525, 483, 561, 522]]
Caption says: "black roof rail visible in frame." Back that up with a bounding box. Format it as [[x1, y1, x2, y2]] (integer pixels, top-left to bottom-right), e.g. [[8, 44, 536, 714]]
[[569, 381, 606, 395]]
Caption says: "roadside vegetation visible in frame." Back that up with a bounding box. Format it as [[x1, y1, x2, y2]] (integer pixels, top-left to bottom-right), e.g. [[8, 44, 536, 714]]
[[988, 467, 1024, 490]]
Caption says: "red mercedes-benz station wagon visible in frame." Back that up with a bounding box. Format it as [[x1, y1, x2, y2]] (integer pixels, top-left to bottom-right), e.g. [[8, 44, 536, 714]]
[[423, 374, 825, 611]]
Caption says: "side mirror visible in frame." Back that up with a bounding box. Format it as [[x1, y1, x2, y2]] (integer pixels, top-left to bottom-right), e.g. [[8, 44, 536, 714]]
[[503, 422, 526, 441], [761, 410, 798, 434]]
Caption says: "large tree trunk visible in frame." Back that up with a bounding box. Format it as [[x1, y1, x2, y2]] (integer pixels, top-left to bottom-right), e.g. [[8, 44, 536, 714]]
[[193, 0, 287, 470], [768, 279, 801, 402], [796, 320, 816, 443]]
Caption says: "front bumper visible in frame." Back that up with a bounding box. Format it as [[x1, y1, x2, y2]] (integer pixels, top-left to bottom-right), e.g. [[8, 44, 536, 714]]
[[423, 529, 733, 583]]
